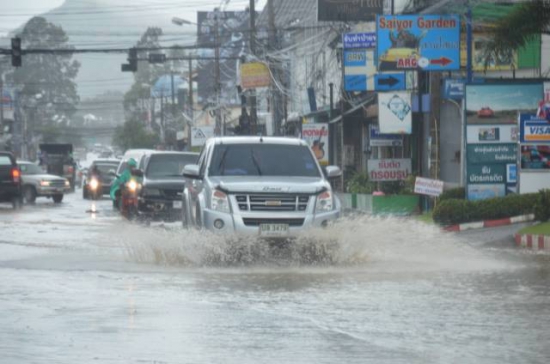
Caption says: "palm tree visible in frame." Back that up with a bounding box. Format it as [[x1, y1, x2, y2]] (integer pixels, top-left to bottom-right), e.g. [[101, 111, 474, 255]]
[[486, 0, 550, 58]]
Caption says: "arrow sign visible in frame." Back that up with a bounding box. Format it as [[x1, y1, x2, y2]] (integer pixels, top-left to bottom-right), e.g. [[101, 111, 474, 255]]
[[375, 73, 405, 91], [430, 57, 452, 67]]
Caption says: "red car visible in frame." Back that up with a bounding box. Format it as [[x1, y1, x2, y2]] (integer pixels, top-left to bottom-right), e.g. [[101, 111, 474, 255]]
[[478, 107, 494, 118]]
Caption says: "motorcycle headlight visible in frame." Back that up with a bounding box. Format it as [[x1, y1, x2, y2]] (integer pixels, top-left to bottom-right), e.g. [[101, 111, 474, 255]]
[[128, 180, 140, 192], [315, 191, 334, 212], [89, 178, 99, 190], [143, 188, 161, 196], [211, 189, 230, 213]]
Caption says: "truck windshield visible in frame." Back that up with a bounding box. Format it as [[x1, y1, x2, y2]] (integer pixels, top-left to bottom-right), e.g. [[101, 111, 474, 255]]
[[209, 144, 321, 177], [146, 154, 198, 178], [20, 163, 43, 175]]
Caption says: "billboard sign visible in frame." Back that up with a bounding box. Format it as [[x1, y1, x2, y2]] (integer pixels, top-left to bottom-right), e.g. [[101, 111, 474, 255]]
[[376, 15, 460, 71], [519, 114, 550, 143], [507, 164, 517, 184], [302, 124, 329, 166], [343, 32, 376, 49], [240, 62, 271, 89], [466, 84, 542, 125], [367, 159, 411, 181], [414, 177, 444, 197], [378, 92, 412, 134], [466, 144, 518, 164], [343, 49, 375, 91], [520, 145, 550, 170], [318, 0, 383, 22]]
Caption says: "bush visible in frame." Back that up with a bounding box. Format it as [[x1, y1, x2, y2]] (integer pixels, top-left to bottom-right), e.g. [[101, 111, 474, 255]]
[[438, 187, 465, 202], [433, 193, 540, 226], [346, 172, 376, 194], [534, 189, 550, 222]]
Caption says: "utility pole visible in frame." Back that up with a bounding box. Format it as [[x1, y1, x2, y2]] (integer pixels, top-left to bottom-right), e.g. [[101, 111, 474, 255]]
[[249, 0, 258, 134], [214, 9, 222, 136], [268, 0, 281, 135], [188, 57, 194, 150]]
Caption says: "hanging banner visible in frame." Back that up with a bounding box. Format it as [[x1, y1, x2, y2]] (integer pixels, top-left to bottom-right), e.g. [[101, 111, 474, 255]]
[[414, 177, 444, 197], [378, 92, 412, 134], [302, 123, 329, 166], [376, 14, 460, 71]]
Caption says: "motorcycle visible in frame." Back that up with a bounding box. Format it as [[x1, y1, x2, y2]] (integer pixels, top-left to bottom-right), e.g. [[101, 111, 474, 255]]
[[117, 169, 143, 220], [85, 176, 102, 200]]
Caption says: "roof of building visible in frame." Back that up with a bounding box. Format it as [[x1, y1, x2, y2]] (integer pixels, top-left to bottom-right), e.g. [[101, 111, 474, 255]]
[[256, 0, 318, 29]]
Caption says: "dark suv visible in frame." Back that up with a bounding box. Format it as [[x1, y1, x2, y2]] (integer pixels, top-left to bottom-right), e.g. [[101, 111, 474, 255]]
[[82, 158, 120, 199], [0, 151, 23, 209], [137, 151, 199, 222]]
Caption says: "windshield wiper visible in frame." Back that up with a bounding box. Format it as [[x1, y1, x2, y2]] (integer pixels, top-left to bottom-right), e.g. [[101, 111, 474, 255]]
[[218, 147, 230, 176], [250, 148, 263, 176]]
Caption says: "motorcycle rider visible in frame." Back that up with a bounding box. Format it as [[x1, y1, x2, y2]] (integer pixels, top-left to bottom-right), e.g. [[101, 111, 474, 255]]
[[110, 158, 138, 209]]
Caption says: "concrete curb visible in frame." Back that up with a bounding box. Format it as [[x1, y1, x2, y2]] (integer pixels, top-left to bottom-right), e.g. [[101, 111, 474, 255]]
[[444, 214, 535, 232], [514, 234, 550, 251]]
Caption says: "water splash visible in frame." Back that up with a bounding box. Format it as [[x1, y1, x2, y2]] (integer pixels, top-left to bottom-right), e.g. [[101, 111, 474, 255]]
[[115, 215, 505, 271]]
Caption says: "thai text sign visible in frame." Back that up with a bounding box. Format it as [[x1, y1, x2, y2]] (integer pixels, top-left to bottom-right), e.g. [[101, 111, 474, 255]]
[[302, 124, 329, 166], [343, 32, 376, 49], [240, 62, 271, 89], [414, 177, 444, 197], [367, 159, 411, 181], [519, 114, 550, 143], [318, 0, 383, 22], [467, 144, 518, 164], [376, 15, 460, 71], [468, 164, 506, 184]]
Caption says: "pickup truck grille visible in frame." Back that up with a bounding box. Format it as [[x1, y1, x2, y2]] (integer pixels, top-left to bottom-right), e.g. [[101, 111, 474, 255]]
[[235, 194, 310, 212], [49, 180, 66, 188], [242, 218, 305, 227]]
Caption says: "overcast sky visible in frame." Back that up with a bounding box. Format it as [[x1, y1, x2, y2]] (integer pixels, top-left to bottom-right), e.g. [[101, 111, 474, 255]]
[[0, 0, 268, 37]]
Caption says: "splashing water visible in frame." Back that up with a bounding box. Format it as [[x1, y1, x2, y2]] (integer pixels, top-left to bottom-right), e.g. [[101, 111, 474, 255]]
[[112, 215, 506, 271]]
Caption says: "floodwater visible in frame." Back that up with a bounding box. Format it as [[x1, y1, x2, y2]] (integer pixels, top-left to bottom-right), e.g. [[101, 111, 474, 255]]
[[0, 193, 549, 364]]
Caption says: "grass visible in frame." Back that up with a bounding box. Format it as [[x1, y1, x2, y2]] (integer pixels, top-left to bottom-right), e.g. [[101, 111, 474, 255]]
[[415, 212, 434, 224], [518, 222, 550, 236]]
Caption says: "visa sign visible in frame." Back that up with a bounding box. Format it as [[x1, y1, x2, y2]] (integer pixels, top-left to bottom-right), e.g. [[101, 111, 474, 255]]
[[519, 114, 550, 143]]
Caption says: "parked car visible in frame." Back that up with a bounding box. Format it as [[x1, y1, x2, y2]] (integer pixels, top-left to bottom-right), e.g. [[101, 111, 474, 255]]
[[477, 107, 494, 118], [82, 158, 120, 199], [0, 151, 23, 209], [137, 151, 199, 222], [18, 161, 71, 204], [182, 137, 342, 238]]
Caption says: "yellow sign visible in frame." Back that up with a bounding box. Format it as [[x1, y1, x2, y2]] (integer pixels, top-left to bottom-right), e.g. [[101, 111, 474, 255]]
[[460, 32, 518, 71], [240, 62, 271, 89]]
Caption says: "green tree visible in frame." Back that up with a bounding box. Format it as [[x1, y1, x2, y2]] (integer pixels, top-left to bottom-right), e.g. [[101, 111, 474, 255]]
[[112, 117, 159, 151], [486, 1, 550, 62], [6, 17, 80, 142]]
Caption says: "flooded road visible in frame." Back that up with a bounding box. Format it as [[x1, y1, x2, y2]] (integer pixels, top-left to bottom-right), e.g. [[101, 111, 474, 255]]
[[1, 193, 549, 364]]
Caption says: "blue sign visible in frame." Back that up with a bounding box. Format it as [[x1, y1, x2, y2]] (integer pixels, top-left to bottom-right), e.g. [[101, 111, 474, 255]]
[[375, 73, 405, 91], [442, 79, 465, 100], [376, 15, 460, 71], [343, 32, 376, 49], [344, 75, 367, 92], [519, 113, 550, 144], [343, 50, 367, 67], [507, 164, 517, 184]]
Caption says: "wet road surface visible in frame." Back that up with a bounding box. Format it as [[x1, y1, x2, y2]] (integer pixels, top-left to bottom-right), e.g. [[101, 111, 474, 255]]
[[1, 193, 549, 364]]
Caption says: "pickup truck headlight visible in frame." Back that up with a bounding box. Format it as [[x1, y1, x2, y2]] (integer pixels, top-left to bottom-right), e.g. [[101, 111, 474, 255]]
[[40, 180, 50, 187], [315, 191, 334, 212], [65, 179, 71, 187], [211, 189, 230, 213]]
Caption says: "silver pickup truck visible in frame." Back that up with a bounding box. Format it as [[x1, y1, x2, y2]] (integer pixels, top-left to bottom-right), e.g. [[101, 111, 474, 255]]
[[18, 161, 70, 203], [182, 136, 342, 238]]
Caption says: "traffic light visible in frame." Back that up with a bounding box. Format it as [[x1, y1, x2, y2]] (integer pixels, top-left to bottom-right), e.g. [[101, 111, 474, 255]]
[[11, 37, 22, 67], [121, 47, 138, 72]]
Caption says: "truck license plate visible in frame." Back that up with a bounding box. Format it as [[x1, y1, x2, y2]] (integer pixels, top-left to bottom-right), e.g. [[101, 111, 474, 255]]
[[259, 224, 289, 237], [173, 200, 183, 209]]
